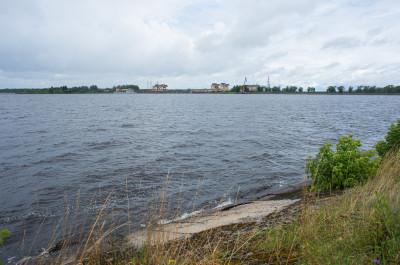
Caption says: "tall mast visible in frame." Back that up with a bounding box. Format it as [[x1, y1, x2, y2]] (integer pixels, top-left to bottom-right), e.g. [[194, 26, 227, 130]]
[[240, 77, 247, 93]]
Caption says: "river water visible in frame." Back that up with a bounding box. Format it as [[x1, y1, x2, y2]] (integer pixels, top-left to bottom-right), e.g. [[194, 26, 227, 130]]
[[0, 93, 399, 262]]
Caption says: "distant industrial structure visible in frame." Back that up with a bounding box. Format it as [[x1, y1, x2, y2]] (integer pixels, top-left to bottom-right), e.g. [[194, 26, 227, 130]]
[[211, 83, 229, 92], [152, 84, 168, 92]]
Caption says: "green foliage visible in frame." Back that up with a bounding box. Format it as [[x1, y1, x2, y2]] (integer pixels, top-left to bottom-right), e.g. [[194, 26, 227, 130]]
[[282, 86, 298, 93], [89, 85, 98, 91], [306, 135, 380, 191], [348, 86, 353, 93], [307, 87, 316, 92], [0, 229, 10, 265], [264, 86, 272, 92], [375, 120, 400, 158], [230, 85, 242, 92], [351, 85, 400, 93], [326, 85, 336, 93], [0, 229, 10, 246], [271, 86, 281, 92], [13, 85, 112, 94], [230, 85, 282, 93]]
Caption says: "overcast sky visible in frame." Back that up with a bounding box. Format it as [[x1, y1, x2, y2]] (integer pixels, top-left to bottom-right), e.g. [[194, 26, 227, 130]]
[[1, 0, 400, 90]]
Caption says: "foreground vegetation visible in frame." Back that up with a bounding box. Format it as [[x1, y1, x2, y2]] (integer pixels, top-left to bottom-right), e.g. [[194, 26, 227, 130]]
[[262, 151, 400, 264], [62, 150, 399, 264], [306, 135, 380, 191]]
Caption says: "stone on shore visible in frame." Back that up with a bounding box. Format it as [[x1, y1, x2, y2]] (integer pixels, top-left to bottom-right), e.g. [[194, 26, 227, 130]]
[[127, 199, 299, 247]]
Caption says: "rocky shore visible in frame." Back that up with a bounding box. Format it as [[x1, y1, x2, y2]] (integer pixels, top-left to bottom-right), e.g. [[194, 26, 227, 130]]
[[126, 180, 312, 248]]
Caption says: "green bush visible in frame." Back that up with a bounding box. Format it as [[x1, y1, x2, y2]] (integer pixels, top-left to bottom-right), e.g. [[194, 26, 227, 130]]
[[375, 120, 400, 158], [0, 229, 10, 265], [306, 135, 380, 191]]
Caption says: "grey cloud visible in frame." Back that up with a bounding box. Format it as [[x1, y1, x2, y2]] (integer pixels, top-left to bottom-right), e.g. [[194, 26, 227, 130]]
[[322, 36, 362, 50], [325, 62, 340, 69], [226, 0, 317, 49], [371, 37, 396, 46], [226, 21, 282, 49], [1, 7, 236, 86], [195, 31, 226, 53], [265, 51, 289, 61], [1, 0, 399, 89], [0, 0, 199, 75], [347, 64, 374, 71], [195, 0, 318, 52], [367, 27, 383, 36]]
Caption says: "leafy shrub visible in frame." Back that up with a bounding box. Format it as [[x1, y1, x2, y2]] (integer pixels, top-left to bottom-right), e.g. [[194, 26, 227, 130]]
[[375, 120, 400, 158], [306, 135, 380, 191], [0, 230, 9, 246], [0, 229, 10, 265]]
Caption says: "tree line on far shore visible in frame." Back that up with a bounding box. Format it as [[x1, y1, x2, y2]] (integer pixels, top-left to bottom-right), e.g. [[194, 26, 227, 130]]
[[1, 84, 400, 94], [230, 84, 400, 93], [0, 84, 139, 94], [325, 85, 400, 93]]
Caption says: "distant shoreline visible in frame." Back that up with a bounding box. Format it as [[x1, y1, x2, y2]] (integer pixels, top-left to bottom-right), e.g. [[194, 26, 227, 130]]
[[1, 91, 400, 95]]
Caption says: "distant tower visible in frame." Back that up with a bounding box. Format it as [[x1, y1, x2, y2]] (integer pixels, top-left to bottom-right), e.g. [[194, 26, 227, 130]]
[[267, 75, 270, 88]]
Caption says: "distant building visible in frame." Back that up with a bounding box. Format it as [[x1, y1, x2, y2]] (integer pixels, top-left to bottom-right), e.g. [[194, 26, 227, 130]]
[[211, 83, 229, 92], [247, 85, 259, 92], [152, 84, 168, 91], [220, 83, 229, 91]]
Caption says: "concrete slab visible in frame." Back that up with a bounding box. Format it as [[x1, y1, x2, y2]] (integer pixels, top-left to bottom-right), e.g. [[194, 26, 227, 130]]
[[127, 199, 299, 247]]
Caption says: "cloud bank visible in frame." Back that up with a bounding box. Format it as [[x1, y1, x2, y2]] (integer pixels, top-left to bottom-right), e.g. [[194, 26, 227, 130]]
[[1, 0, 400, 90]]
